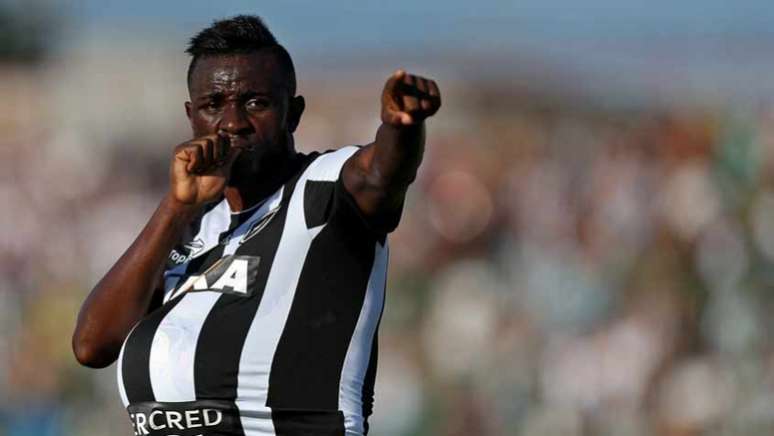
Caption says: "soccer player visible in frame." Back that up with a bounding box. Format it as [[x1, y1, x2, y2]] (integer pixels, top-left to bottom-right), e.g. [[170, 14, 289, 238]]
[[72, 15, 440, 436]]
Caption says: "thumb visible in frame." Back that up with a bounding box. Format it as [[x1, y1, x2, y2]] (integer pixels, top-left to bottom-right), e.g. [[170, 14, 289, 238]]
[[384, 69, 406, 96]]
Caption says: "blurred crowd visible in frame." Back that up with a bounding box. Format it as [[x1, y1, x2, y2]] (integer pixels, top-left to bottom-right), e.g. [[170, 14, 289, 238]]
[[373, 90, 774, 435], [4, 27, 774, 436]]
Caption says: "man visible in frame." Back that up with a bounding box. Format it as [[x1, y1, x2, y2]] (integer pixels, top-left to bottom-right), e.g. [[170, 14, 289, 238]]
[[72, 15, 440, 436]]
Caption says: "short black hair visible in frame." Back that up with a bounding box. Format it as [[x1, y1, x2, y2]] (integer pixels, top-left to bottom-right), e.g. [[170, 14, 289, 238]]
[[186, 15, 296, 95]]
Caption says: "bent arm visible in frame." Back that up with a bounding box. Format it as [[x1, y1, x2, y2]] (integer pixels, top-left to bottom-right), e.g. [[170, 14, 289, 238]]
[[73, 134, 239, 368], [72, 195, 196, 368]]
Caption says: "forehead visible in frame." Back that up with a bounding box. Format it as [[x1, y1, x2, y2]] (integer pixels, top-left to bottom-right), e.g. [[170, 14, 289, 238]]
[[188, 52, 286, 96]]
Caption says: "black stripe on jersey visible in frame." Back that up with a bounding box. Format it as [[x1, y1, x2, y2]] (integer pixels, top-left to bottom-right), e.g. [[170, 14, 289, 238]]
[[272, 410, 346, 436], [267, 181, 378, 410], [182, 233, 229, 283], [304, 180, 335, 228], [193, 158, 312, 401], [122, 297, 184, 404], [361, 328, 379, 434], [222, 208, 260, 244]]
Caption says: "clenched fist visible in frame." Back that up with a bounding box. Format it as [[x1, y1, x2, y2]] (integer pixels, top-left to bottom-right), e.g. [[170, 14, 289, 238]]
[[169, 134, 241, 207], [381, 70, 441, 126]]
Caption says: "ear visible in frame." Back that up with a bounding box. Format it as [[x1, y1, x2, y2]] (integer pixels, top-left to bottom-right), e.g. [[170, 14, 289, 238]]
[[287, 95, 305, 133], [185, 101, 193, 121]]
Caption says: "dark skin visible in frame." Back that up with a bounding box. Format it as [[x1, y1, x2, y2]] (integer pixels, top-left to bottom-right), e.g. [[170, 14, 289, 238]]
[[72, 50, 441, 368]]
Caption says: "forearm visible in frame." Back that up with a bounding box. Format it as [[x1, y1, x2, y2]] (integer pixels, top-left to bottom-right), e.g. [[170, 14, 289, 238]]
[[370, 122, 425, 190], [367, 123, 425, 195], [72, 194, 197, 367]]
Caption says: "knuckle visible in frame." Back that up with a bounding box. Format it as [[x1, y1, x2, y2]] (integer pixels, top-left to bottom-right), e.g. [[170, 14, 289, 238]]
[[175, 141, 193, 151], [184, 141, 203, 151]]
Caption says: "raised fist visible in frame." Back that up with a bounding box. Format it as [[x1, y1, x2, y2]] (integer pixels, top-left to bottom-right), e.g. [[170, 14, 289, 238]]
[[381, 69, 441, 127], [169, 134, 241, 207]]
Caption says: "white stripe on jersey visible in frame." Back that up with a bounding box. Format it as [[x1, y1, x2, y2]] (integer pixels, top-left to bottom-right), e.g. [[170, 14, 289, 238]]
[[149, 291, 221, 401], [307, 146, 359, 182], [239, 410, 277, 435], [338, 242, 388, 435]]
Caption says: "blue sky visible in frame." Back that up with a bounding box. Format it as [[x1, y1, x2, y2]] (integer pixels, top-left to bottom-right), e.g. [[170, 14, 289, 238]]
[[56, 0, 774, 50], [11, 0, 773, 103]]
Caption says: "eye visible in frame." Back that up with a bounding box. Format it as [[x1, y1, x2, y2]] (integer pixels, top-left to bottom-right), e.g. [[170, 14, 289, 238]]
[[245, 98, 270, 111], [202, 100, 221, 114]]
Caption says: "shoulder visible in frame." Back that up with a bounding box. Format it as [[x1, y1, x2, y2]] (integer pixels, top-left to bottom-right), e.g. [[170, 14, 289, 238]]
[[301, 146, 361, 182], [295, 146, 387, 238]]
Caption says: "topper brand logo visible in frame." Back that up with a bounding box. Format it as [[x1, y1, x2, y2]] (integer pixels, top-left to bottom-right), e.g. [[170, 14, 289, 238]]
[[171, 255, 260, 299], [129, 408, 223, 435], [168, 238, 205, 266]]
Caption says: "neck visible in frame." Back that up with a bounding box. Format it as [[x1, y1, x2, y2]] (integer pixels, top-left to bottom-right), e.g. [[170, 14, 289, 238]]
[[223, 153, 298, 212]]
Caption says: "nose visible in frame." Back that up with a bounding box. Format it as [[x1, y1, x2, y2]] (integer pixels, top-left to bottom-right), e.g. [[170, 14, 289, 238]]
[[219, 103, 252, 136]]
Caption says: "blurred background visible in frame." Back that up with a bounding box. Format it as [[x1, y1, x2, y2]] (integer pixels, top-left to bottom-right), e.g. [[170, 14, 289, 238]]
[[3, 0, 774, 435]]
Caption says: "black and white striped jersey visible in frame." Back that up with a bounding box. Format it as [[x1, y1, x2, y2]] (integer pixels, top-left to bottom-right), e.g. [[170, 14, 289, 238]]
[[117, 146, 388, 436]]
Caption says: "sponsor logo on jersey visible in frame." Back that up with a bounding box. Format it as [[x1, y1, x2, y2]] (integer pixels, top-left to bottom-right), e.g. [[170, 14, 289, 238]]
[[127, 401, 241, 436], [129, 408, 222, 435], [170, 255, 260, 299]]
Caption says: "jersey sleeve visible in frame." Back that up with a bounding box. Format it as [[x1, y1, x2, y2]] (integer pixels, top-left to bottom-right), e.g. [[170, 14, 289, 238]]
[[302, 146, 389, 242]]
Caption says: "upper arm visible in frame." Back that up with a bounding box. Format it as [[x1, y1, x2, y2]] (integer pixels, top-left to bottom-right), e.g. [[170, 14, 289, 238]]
[[341, 143, 408, 234]]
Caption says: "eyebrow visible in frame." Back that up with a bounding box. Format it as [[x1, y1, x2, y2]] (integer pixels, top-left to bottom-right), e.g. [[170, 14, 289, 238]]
[[197, 90, 272, 101], [197, 91, 224, 101], [239, 90, 273, 98]]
